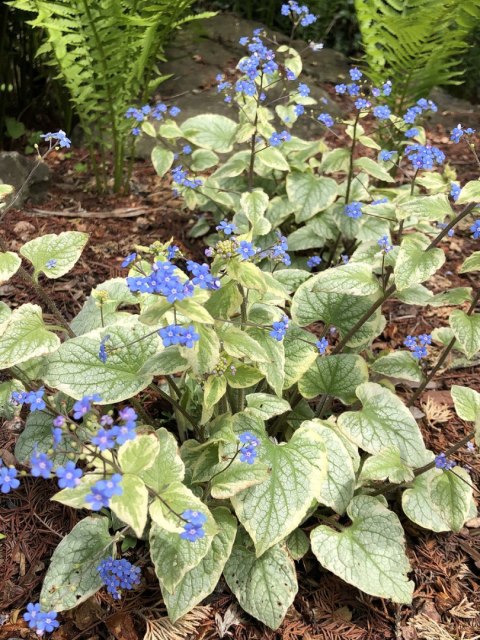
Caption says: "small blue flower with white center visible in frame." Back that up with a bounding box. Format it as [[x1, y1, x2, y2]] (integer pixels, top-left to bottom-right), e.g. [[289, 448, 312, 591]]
[[237, 241, 256, 261], [169, 106, 181, 117], [171, 165, 202, 189], [418, 333, 432, 346], [349, 67, 362, 81], [239, 432, 260, 448], [382, 81, 392, 96], [471, 220, 480, 239], [186, 260, 220, 290], [121, 252, 137, 268], [216, 220, 236, 235], [379, 150, 395, 162], [335, 83, 347, 94], [269, 130, 291, 146], [435, 452, 456, 471], [52, 426, 63, 449], [45, 258, 57, 269], [238, 432, 260, 464], [412, 345, 427, 359], [73, 394, 102, 420], [450, 183, 461, 202], [182, 145, 192, 155], [405, 127, 419, 138], [23, 603, 59, 635], [92, 427, 118, 451], [354, 98, 370, 110], [316, 337, 329, 354], [403, 106, 422, 124], [298, 83, 310, 97], [307, 255, 322, 269], [131, 127, 140, 136], [98, 334, 110, 363], [373, 105, 391, 120], [270, 315, 289, 341], [10, 390, 27, 406], [0, 464, 20, 493], [180, 510, 207, 542], [403, 333, 431, 359], [346, 83, 360, 97], [56, 461, 83, 489], [344, 201, 363, 219], [294, 104, 305, 116], [97, 557, 141, 599], [30, 451, 53, 479], [40, 130, 71, 149], [450, 124, 475, 143], [403, 335, 417, 349], [318, 113, 334, 127], [377, 235, 392, 252], [86, 474, 123, 511], [25, 388, 46, 412], [405, 144, 445, 171]]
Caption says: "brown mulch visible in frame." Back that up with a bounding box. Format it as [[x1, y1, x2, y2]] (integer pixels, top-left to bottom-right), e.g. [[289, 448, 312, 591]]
[[1, 109, 479, 640]]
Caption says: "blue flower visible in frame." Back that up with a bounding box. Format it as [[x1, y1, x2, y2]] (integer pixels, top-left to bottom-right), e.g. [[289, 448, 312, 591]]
[[373, 105, 391, 120], [131, 127, 140, 136], [307, 255, 322, 269], [92, 427, 118, 451], [379, 150, 395, 161], [25, 388, 46, 412], [73, 394, 102, 420], [471, 220, 480, 239], [405, 143, 445, 170], [354, 98, 370, 110], [186, 260, 220, 290], [158, 324, 199, 349], [316, 337, 329, 354], [405, 127, 419, 139], [341, 254, 349, 264], [450, 124, 475, 143], [40, 130, 71, 149], [298, 83, 310, 97], [216, 220, 237, 235], [237, 241, 256, 260], [403, 335, 417, 349], [171, 165, 202, 189], [349, 67, 363, 81], [403, 106, 422, 124], [97, 557, 141, 599], [382, 81, 392, 96], [23, 603, 43, 630], [169, 106, 181, 117], [269, 315, 289, 341], [403, 333, 431, 359], [23, 603, 59, 634], [418, 333, 432, 346], [180, 510, 207, 542], [317, 113, 334, 127], [0, 465, 20, 493], [30, 451, 53, 479], [344, 201, 363, 219], [346, 83, 360, 97], [182, 510, 207, 526], [98, 334, 110, 363], [294, 104, 305, 116], [56, 461, 83, 489], [121, 252, 137, 268], [52, 427, 63, 449], [450, 183, 461, 202], [269, 130, 291, 146], [45, 258, 57, 269], [377, 235, 393, 252], [239, 447, 257, 464], [182, 145, 192, 154], [239, 432, 260, 447], [10, 390, 27, 406], [435, 452, 456, 471], [86, 474, 123, 511], [335, 83, 347, 94]]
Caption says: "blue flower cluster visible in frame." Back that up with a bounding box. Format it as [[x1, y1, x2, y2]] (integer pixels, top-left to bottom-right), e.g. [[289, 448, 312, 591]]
[[239, 431, 260, 464], [186, 261, 221, 290], [40, 130, 71, 149], [259, 232, 291, 265], [159, 324, 200, 348], [471, 220, 480, 239], [127, 259, 195, 301], [86, 473, 123, 511], [379, 150, 396, 162], [317, 113, 334, 128], [269, 130, 292, 147], [125, 102, 180, 135], [91, 407, 138, 451], [373, 105, 391, 120], [450, 183, 461, 202], [404, 333, 432, 359], [270, 315, 289, 341], [11, 387, 46, 412], [307, 255, 322, 269], [281, 1, 317, 26], [405, 144, 445, 171], [377, 235, 393, 253], [316, 337, 329, 354], [344, 201, 363, 219], [0, 462, 20, 493], [97, 556, 141, 599], [171, 165, 202, 189], [435, 452, 456, 471], [180, 510, 207, 542], [402, 98, 437, 124], [23, 603, 59, 635], [450, 124, 475, 143]]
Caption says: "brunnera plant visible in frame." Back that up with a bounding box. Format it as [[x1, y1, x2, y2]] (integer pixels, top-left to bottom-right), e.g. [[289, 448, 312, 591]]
[[1, 2, 480, 634]]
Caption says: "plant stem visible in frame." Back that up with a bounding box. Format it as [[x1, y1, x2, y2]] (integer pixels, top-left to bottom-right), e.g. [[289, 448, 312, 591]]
[[149, 382, 196, 431]]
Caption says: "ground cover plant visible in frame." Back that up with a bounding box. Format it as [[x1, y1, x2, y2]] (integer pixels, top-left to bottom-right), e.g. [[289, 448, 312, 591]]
[[0, 2, 479, 636]]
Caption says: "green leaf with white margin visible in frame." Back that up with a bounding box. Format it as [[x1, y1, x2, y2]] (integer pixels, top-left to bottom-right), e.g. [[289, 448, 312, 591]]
[[394, 235, 445, 291], [40, 516, 113, 611], [247, 327, 285, 396], [52, 475, 98, 509], [210, 461, 269, 499], [283, 325, 317, 389], [226, 364, 264, 388], [117, 434, 160, 475], [299, 354, 369, 404], [181, 114, 238, 153], [291, 284, 383, 350], [460, 251, 480, 274], [140, 346, 189, 376], [319, 148, 350, 173], [246, 393, 290, 420], [273, 269, 311, 292], [371, 351, 424, 383], [183, 324, 221, 376], [175, 299, 214, 324], [219, 325, 269, 362], [359, 448, 414, 484], [256, 146, 290, 171], [0, 302, 11, 323], [149, 481, 218, 535], [302, 419, 356, 514], [451, 385, 480, 421], [44, 321, 159, 402], [456, 179, 480, 204], [224, 529, 298, 630], [311, 495, 414, 603], [286, 171, 338, 222], [227, 260, 267, 292], [396, 194, 453, 222], [338, 382, 428, 467], [161, 508, 237, 621], [241, 189, 270, 235], [311, 263, 381, 296], [110, 474, 149, 537], [285, 528, 310, 560], [0, 251, 21, 283], [449, 310, 480, 359], [201, 375, 227, 424], [402, 467, 473, 532], [15, 410, 73, 466], [287, 224, 324, 251], [0, 380, 24, 419], [0, 303, 60, 369], [140, 428, 184, 491], [20, 231, 88, 279], [430, 287, 472, 307], [353, 157, 395, 182], [231, 425, 327, 556], [190, 149, 219, 172], [151, 145, 174, 177]]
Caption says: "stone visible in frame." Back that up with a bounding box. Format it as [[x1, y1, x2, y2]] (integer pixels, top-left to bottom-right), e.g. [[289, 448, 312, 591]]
[[0, 151, 50, 206]]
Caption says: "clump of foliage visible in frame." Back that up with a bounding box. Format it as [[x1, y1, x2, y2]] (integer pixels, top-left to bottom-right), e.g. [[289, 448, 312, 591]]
[[8, 0, 214, 192], [1, 2, 480, 634]]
